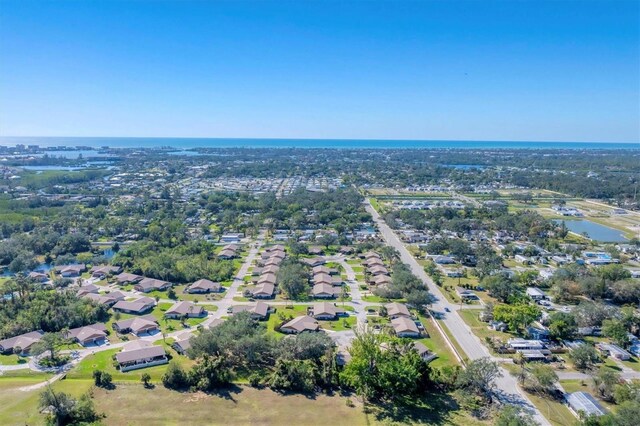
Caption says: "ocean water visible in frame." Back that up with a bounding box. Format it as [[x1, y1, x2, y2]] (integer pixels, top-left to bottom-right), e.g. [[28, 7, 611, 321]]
[[0, 137, 638, 150]]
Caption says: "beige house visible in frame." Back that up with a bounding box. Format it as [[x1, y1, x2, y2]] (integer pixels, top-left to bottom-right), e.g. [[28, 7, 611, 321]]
[[280, 316, 320, 334]]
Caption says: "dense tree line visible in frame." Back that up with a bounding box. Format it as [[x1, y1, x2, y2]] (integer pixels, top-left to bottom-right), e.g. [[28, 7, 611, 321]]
[[0, 285, 108, 339]]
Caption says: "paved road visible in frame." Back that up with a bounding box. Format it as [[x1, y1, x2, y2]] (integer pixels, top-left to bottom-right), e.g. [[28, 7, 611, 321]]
[[365, 198, 551, 426]]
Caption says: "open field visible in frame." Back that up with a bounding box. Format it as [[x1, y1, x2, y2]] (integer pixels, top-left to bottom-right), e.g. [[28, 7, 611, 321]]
[[0, 376, 491, 426], [526, 392, 576, 426]]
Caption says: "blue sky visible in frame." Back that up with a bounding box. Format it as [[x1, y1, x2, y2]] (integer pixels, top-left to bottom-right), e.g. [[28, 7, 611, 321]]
[[0, 0, 638, 142]]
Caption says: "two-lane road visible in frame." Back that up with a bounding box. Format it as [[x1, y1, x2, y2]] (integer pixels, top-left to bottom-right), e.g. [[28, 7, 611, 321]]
[[365, 199, 550, 426]]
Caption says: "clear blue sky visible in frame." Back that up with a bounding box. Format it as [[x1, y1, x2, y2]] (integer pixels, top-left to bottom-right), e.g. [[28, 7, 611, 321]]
[[0, 0, 638, 142]]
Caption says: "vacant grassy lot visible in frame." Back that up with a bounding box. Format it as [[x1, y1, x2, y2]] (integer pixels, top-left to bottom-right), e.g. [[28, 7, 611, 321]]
[[1, 375, 493, 425], [526, 392, 576, 426], [90, 383, 368, 426]]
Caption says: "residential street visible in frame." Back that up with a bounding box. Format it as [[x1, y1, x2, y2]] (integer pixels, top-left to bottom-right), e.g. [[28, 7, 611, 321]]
[[365, 198, 551, 426]]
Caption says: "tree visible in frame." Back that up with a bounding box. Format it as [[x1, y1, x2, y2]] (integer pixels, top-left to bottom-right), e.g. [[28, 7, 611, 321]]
[[455, 357, 502, 402], [162, 361, 189, 389], [140, 372, 152, 388], [569, 344, 600, 371], [526, 364, 558, 395], [596, 264, 630, 282], [475, 244, 503, 278], [405, 289, 435, 313], [494, 405, 537, 426], [483, 274, 520, 303], [319, 234, 338, 249], [277, 260, 309, 300], [39, 386, 75, 426], [341, 329, 429, 402], [31, 332, 66, 364], [602, 319, 630, 348], [92, 369, 113, 389], [548, 311, 578, 340], [268, 358, 317, 392], [593, 367, 621, 402], [493, 303, 540, 333], [39, 387, 102, 426], [188, 354, 234, 391]]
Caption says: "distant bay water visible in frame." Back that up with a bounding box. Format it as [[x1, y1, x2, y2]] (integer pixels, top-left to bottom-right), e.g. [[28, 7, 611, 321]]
[[0, 137, 638, 150]]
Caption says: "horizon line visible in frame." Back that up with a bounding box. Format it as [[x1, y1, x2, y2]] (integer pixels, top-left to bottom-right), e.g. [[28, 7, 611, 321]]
[[1, 136, 639, 144]]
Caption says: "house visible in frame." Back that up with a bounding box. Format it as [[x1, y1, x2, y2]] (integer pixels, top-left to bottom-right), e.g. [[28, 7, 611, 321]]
[[113, 315, 159, 335], [391, 317, 420, 337], [413, 342, 437, 362], [431, 255, 455, 265], [507, 338, 545, 351], [308, 246, 324, 255], [456, 287, 479, 301], [90, 265, 121, 279], [77, 284, 99, 296], [112, 297, 156, 315], [266, 244, 286, 252], [363, 257, 384, 267], [312, 283, 336, 299], [115, 272, 143, 284], [280, 316, 320, 334], [65, 323, 108, 346], [252, 283, 275, 299], [257, 272, 277, 285], [489, 321, 507, 332], [597, 343, 631, 361], [339, 246, 353, 254], [186, 279, 222, 294], [55, 264, 86, 277], [310, 302, 344, 320], [385, 302, 411, 319], [368, 265, 389, 276], [115, 340, 168, 372], [231, 301, 270, 320], [28, 271, 49, 283], [83, 290, 125, 307], [527, 326, 550, 341], [312, 273, 334, 285], [372, 274, 392, 286], [446, 269, 464, 278], [312, 266, 336, 276], [134, 277, 171, 293], [0, 330, 44, 354], [301, 257, 325, 267], [218, 248, 237, 259], [567, 392, 608, 418], [220, 233, 243, 243], [164, 301, 205, 319], [172, 333, 193, 355]]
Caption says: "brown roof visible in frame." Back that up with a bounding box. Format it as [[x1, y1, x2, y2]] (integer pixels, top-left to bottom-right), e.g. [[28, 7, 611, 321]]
[[258, 272, 277, 285], [187, 279, 221, 292], [0, 330, 44, 352], [312, 302, 344, 318], [116, 272, 143, 283], [135, 278, 170, 291], [385, 302, 411, 318], [165, 301, 204, 316], [112, 297, 155, 313], [312, 283, 336, 297], [253, 283, 275, 297], [113, 315, 158, 334], [115, 340, 166, 363], [66, 323, 107, 342], [281, 316, 319, 333], [391, 317, 419, 334]]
